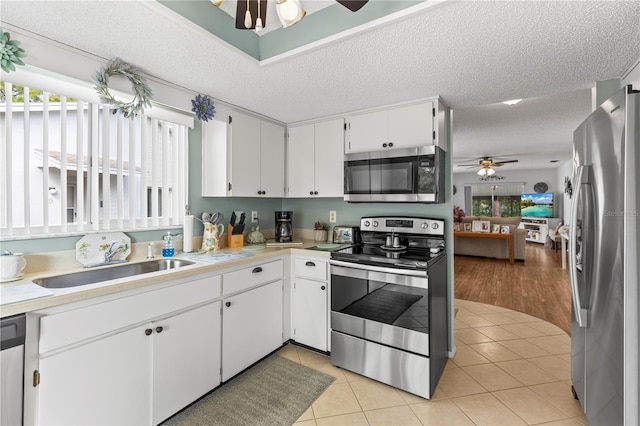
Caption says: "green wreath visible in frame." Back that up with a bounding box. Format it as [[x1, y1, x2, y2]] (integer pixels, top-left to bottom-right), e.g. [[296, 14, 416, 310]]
[[94, 58, 152, 119]]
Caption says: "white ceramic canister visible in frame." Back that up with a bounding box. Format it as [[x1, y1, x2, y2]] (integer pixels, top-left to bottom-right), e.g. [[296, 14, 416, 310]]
[[0, 253, 27, 280]]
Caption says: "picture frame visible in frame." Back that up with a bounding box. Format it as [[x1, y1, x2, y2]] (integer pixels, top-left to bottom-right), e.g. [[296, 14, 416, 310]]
[[492, 224, 501, 233], [472, 220, 491, 233], [453, 223, 461, 231], [463, 223, 472, 232], [501, 225, 511, 234]]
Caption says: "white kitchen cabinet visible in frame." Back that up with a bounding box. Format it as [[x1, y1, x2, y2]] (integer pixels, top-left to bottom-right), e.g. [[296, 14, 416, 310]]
[[287, 118, 344, 198], [292, 256, 329, 352], [37, 323, 152, 425], [152, 302, 221, 424], [228, 110, 285, 197], [287, 124, 315, 197], [222, 279, 283, 381], [32, 276, 222, 426], [346, 100, 436, 154]]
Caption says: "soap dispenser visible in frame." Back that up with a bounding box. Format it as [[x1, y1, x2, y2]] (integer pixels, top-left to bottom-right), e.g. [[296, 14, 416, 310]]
[[162, 232, 175, 258]]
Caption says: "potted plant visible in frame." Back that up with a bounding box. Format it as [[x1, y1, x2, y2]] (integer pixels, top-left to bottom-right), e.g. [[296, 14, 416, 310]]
[[313, 221, 330, 242]]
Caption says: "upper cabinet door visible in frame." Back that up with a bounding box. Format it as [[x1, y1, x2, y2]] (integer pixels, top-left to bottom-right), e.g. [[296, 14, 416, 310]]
[[314, 118, 345, 197], [346, 101, 436, 154], [287, 124, 316, 197], [388, 101, 434, 149], [230, 111, 261, 196], [260, 120, 286, 197], [346, 110, 387, 154]]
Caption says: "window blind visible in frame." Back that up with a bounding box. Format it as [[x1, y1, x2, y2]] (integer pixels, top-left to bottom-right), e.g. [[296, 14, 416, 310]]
[[1, 79, 191, 239]]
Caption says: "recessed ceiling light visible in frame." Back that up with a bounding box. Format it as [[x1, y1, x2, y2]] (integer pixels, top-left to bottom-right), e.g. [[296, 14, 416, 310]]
[[502, 99, 522, 106]]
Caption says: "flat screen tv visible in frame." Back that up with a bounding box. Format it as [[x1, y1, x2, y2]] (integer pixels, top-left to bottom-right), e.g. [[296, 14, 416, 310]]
[[521, 192, 554, 217]]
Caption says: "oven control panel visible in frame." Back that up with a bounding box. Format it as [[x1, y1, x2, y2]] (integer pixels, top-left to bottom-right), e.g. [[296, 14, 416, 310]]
[[360, 216, 445, 236]]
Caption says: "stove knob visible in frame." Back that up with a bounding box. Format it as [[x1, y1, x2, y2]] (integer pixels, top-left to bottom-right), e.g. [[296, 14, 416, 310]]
[[372, 221, 379, 227], [421, 222, 429, 229], [432, 223, 439, 229], [363, 220, 371, 227]]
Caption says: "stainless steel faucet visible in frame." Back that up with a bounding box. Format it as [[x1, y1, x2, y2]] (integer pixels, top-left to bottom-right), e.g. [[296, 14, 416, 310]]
[[83, 240, 129, 268], [104, 241, 123, 262]]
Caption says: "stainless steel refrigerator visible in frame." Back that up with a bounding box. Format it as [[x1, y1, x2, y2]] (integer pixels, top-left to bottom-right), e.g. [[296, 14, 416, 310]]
[[570, 86, 639, 425]]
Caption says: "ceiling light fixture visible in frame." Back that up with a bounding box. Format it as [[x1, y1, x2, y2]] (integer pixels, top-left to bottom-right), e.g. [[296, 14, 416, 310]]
[[276, 0, 306, 28], [502, 99, 522, 106], [477, 166, 496, 176]]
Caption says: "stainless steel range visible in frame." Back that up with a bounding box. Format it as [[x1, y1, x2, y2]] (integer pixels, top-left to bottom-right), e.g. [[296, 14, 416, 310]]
[[329, 216, 448, 399]]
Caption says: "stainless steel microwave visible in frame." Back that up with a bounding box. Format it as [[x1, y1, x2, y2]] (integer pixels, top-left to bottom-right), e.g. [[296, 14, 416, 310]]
[[343, 146, 445, 203]]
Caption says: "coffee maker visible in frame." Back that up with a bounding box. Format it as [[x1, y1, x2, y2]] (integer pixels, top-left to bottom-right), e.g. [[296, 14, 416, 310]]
[[274, 211, 293, 242]]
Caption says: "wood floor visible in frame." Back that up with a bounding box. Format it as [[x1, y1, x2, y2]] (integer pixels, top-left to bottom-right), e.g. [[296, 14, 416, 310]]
[[454, 242, 572, 334]]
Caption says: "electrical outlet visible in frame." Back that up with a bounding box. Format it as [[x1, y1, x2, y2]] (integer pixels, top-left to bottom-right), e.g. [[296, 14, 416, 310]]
[[251, 211, 258, 223], [329, 210, 337, 223]]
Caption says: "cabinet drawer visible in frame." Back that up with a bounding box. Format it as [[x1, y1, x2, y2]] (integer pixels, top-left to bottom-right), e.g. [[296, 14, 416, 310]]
[[39, 275, 221, 354], [294, 258, 327, 281], [223, 260, 283, 295]]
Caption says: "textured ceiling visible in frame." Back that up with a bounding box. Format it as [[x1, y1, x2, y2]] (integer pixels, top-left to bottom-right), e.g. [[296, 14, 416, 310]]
[[2, 1, 639, 173]]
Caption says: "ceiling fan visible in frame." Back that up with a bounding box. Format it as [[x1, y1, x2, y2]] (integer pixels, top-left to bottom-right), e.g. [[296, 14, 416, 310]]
[[223, 0, 369, 31], [457, 157, 519, 176]]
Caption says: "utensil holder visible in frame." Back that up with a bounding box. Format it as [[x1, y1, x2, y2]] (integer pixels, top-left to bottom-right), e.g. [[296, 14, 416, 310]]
[[227, 225, 244, 248]]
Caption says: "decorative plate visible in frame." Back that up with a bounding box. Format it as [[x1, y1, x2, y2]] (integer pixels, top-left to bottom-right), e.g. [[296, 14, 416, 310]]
[[75, 232, 131, 266], [534, 182, 549, 193]]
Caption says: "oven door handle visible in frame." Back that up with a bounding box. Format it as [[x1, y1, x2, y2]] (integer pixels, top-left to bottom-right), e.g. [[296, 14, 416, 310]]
[[329, 259, 427, 277]]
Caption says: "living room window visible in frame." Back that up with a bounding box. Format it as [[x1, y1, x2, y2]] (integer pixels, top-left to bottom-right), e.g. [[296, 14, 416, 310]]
[[471, 183, 524, 217], [1, 72, 192, 240]]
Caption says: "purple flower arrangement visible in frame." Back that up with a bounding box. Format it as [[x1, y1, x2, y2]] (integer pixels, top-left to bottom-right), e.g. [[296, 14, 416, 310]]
[[453, 206, 465, 223]]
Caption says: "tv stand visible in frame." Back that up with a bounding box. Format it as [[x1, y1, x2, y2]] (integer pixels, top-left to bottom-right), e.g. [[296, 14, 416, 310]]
[[519, 218, 561, 244]]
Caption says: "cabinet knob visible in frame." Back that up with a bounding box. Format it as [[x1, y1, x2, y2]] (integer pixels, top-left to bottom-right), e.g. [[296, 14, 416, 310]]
[[144, 328, 152, 336], [310, 191, 314, 195], [252, 266, 263, 274], [314, 191, 318, 195], [382, 143, 388, 148], [321, 285, 326, 291], [258, 190, 262, 195], [155, 326, 164, 333], [388, 142, 394, 147], [305, 261, 316, 267], [225, 301, 231, 308]]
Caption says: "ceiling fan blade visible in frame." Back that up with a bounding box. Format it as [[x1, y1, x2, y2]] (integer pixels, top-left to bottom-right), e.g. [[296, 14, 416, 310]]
[[457, 163, 482, 167], [336, 0, 369, 12], [493, 159, 519, 166]]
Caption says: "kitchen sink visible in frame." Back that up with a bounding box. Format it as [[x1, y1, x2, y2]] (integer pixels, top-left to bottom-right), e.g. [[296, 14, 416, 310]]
[[33, 259, 196, 289]]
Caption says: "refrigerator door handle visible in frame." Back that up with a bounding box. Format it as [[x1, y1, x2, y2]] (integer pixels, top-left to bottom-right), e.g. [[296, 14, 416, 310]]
[[570, 165, 590, 328]]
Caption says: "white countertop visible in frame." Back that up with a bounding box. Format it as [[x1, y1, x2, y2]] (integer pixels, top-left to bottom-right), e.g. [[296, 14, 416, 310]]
[[0, 240, 330, 318]]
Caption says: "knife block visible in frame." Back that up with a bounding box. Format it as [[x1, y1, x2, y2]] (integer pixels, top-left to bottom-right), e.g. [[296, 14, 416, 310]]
[[227, 225, 244, 248]]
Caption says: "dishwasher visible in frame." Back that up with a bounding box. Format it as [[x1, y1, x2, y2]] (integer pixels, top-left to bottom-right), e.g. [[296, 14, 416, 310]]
[[1, 314, 26, 425]]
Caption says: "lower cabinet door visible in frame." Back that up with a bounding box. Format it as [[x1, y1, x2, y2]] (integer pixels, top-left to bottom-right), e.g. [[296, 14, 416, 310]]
[[294, 278, 328, 351], [152, 301, 222, 425], [222, 280, 283, 381], [38, 324, 152, 425]]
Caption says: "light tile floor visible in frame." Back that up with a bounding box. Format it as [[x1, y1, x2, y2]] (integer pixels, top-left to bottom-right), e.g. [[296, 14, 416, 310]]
[[280, 298, 587, 426]]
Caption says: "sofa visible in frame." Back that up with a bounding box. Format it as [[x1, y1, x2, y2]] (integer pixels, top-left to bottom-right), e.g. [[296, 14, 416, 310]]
[[454, 216, 526, 261]]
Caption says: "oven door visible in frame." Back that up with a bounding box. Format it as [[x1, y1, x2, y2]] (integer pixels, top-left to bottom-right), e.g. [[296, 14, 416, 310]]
[[330, 260, 430, 356]]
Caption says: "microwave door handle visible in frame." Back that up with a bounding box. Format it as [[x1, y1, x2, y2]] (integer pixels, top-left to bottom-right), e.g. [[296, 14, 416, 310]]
[[569, 165, 591, 328]]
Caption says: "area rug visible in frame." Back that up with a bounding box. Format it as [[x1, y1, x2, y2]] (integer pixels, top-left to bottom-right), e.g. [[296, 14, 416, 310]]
[[162, 354, 335, 426]]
